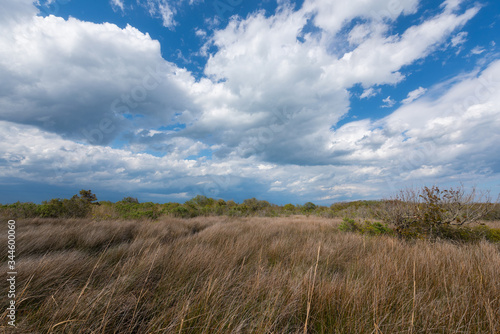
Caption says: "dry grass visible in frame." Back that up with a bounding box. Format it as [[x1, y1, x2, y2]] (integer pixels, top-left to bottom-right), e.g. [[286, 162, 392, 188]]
[[1, 216, 499, 333]]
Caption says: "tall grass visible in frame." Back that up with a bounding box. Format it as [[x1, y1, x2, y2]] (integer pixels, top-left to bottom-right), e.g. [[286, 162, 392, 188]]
[[1, 216, 499, 333]]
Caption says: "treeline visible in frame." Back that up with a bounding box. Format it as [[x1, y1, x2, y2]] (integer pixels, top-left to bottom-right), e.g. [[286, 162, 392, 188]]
[[2, 189, 500, 222], [0, 191, 391, 220]]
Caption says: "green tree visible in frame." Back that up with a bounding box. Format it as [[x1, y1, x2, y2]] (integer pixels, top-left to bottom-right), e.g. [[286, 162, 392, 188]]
[[79, 189, 98, 204], [122, 196, 139, 204]]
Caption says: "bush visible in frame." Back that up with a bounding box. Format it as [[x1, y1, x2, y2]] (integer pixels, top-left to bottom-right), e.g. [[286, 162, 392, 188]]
[[338, 217, 393, 236], [36, 198, 65, 218], [362, 221, 393, 236], [379, 185, 497, 240], [1, 201, 38, 218], [36, 196, 91, 218], [115, 201, 161, 220], [338, 217, 361, 233]]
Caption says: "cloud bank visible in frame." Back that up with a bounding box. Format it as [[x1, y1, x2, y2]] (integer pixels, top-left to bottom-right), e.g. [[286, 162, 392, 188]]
[[1, 0, 499, 204]]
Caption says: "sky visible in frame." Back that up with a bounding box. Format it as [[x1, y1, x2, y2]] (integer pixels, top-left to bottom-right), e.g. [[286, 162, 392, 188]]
[[0, 0, 499, 205]]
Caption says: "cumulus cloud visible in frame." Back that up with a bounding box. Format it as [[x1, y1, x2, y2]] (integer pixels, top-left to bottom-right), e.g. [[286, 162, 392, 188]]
[[0, 10, 199, 144], [301, 0, 419, 35], [1, 0, 497, 203], [329, 4, 480, 87], [1, 60, 499, 202], [402, 87, 427, 104], [193, 0, 480, 164], [326, 59, 500, 191]]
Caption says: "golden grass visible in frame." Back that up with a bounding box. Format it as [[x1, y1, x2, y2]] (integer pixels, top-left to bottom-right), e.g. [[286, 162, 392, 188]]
[[0, 216, 499, 333]]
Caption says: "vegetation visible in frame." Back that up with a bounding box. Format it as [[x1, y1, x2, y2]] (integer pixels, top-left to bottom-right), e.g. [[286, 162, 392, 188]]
[[1, 185, 499, 332], [2, 186, 499, 243], [1, 216, 499, 333], [5, 188, 497, 222], [378, 185, 499, 241]]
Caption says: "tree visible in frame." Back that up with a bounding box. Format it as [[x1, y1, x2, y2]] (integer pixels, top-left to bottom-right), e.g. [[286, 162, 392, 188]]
[[303, 202, 316, 211], [122, 196, 139, 204], [79, 189, 98, 204]]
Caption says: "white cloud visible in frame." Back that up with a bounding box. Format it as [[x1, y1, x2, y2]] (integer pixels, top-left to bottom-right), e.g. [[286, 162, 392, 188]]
[[301, 0, 419, 35], [325, 60, 500, 191], [1, 0, 497, 203], [329, 4, 480, 87], [451, 31, 467, 47], [110, 0, 124, 12], [402, 87, 427, 104], [360, 87, 380, 99], [195, 28, 207, 38], [382, 96, 396, 108], [0, 11, 199, 144], [196, 0, 480, 163], [470, 46, 485, 55], [1, 60, 499, 202], [0, 0, 37, 28], [142, 0, 177, 28]]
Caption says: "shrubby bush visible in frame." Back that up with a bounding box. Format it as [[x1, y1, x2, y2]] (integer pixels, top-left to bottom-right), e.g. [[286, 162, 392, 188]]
[[115, 201, 161, 220], [0, 201, 38, 218], [37, 195, 92, 218], [378, 185, 498, 241], [338, 217, 393, 236]]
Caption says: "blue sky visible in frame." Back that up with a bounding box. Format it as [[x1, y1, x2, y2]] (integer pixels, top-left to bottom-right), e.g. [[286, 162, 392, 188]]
[[0, 0, 499, 205]]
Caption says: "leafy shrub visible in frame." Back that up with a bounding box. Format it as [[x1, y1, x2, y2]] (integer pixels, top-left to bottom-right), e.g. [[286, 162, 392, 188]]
[[115, 201, 161, 220], [362, 221, 393, 236], [338, 218, 393, 236], [36, 199, 65, 218], [36, 195, 91, 218], [303, 202, 316, 211], [338, 217, 361, 233], [1, 201, 38, 218], [170, 205, 198, 218]]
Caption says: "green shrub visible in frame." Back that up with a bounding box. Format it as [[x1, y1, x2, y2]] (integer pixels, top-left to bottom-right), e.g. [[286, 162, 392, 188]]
[[36, 199, 65, 218], [35, 195, 91, 218], [63, 196, 92, 218], [338, 217, 361, 233], [1, 201, 38, 218], [115, 201, 161, 220], [362, 221, 393, 236], [339, 218, 393, 236]]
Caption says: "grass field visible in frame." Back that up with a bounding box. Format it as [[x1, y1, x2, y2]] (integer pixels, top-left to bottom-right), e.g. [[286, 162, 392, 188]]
[[1, 216, 500, 333]]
